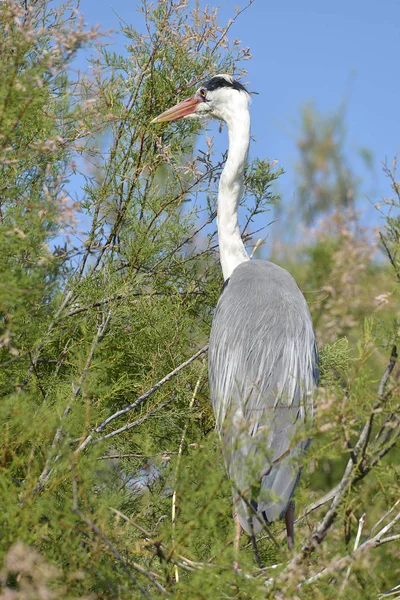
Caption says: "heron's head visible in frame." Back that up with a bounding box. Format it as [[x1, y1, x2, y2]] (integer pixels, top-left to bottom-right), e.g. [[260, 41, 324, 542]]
[[151, 74, 250, 126]]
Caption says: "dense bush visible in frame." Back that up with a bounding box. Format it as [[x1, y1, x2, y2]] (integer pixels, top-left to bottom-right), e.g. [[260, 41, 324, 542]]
[[0, 1, 398, 598]]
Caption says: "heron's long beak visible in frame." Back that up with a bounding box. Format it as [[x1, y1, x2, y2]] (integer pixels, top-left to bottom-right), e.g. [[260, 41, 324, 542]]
[[151, 96, 200, 123]]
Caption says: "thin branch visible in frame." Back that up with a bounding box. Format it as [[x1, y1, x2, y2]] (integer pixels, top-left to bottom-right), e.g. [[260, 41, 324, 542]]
[[380, 232, 400, 281], [97, 452, 178, 461], [378, 345, 398, 399], [108, 507, 175, 586], [376, 534, 400, 545], [279, 344, 400, 580], [249, 238, 264, 259], [109, 507, 153, 539], [210, 0, 256, 56], [340, 512, 366, 594], [370, 499, 400, 535], [77, 512, 166, 597], [92, 395, 176, 444], [17, 289, 75, 391], [353, 512, 366, 550], [302, 511, 400, 587], [72, 484, 163, 597], [65, 291, 204, 318], [299, 457, 354, 556], [374, 410, 397, 446], [371, 510, 400, 540], [296, 485, 341, 523], [368, 422, 400, 468], [172, 360, 206, 583], [75, 344, 209, 455], [379, 583, 400, 598], [65, 294, 135, 317], [35, 309, 111, 492], [0, 353, 26, 368], [355, 344, 398, 462]]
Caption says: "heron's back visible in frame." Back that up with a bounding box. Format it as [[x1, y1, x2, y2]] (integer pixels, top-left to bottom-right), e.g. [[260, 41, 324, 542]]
[[208, 260, 318, 533]]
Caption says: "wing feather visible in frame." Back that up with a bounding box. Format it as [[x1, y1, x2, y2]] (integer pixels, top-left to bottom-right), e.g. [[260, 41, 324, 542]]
[[209, 260, 318, 532]]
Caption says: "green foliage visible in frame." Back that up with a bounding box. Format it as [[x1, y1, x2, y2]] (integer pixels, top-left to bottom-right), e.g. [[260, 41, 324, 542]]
[[295, 102, 360, 224], [318, 337, 350, 385], [0, 1, 399, 599], [245, 158, 283, 206]]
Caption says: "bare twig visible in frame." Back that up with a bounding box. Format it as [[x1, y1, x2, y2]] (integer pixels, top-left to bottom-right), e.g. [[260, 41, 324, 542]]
[[249, 238, 264, 259], [296, 485, 341, 523], [368, 423, 400, 469], [340, 512, 366, 593], [210, 0, 255, 56], [370, 499, 400, 535], [302, 511, 400, 587], [378, 583, 400, 598], [374, 410, 398, 446], [370, 510, 400, 541], [353, 512, 366, 550]]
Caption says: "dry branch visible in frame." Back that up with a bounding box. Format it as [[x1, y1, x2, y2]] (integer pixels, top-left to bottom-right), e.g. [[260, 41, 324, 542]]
[[75, 344, 209, 454], [209, 0, 255, 57], [92, 395, 177, 444], [279, 346, 400, 581], [302, 509, 400, 587]]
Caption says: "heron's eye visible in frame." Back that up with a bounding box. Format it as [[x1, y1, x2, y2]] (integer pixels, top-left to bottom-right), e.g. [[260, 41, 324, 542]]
[[199, 88, 207, 99]]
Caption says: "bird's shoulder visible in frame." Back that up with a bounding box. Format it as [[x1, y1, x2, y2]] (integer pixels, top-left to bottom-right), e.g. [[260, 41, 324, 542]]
[[211, 258, 316, 351], [219, 259, 306, 307]]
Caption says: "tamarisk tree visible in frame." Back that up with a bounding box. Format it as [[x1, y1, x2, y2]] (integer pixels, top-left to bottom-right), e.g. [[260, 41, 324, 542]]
[[0, 1, 398, 598]]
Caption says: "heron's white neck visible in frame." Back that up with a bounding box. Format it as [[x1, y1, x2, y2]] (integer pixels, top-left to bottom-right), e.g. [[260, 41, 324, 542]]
[[218, 108, 250, 281]]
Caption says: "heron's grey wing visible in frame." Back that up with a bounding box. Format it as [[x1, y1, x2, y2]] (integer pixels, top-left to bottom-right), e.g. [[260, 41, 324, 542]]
[[209, 260, 318, 533]]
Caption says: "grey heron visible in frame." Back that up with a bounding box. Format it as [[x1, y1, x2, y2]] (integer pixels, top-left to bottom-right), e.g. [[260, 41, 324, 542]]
[[152, 74, 318, 555]]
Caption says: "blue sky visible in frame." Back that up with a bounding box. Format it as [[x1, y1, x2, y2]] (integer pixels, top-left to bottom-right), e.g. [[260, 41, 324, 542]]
[[75, 0, 400, 228]]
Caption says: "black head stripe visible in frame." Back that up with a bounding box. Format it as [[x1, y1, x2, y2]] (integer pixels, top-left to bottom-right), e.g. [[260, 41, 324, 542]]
[[205, 76, 248, 94]]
